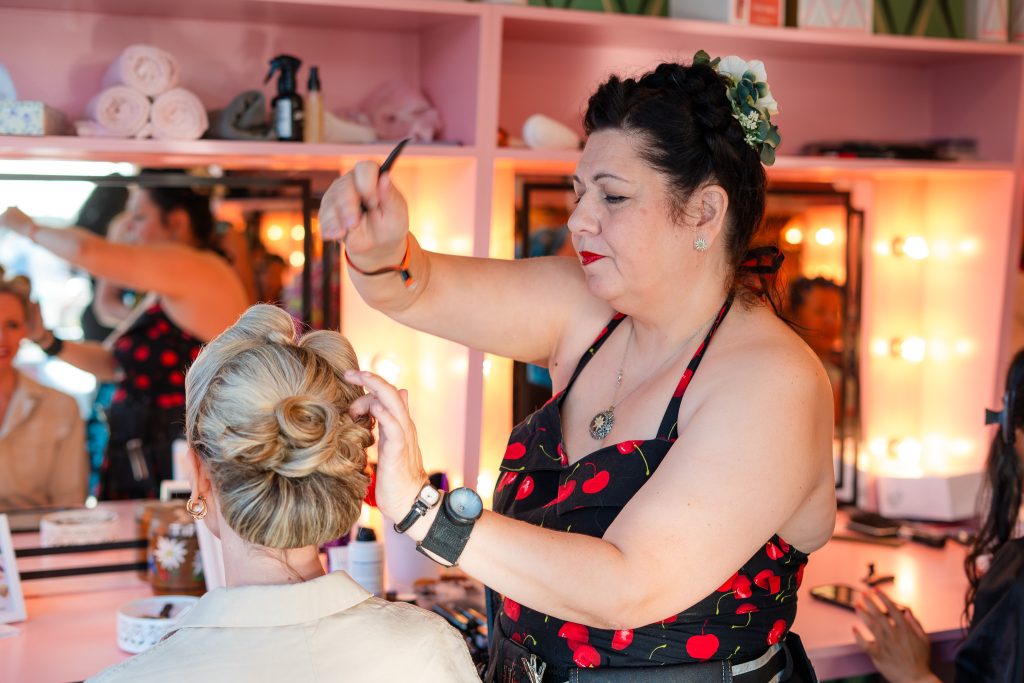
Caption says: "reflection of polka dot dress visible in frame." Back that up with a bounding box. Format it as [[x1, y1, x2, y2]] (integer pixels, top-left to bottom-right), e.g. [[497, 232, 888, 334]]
[[491, 296, 808, 674], [100, 302, 202, 499]]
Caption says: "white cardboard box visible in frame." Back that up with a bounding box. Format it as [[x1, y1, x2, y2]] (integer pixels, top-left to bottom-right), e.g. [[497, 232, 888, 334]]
[[797, 0, 872, 31], [669, 0, 784, 26], [967, 0, 1009, 41], [876, 471, 983, 521], [1011, 0, 1024, 40]]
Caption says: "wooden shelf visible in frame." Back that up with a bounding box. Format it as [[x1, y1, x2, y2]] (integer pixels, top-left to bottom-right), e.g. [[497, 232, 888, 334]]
[[493, 147, 1016, 178], [0, 0, 483, 29], [0, 137, 477, 170], [498, 3, 1024, 64]]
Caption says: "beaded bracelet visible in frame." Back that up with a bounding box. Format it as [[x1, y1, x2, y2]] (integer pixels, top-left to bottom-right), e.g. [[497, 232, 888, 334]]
[[343, 235, 415, 288]]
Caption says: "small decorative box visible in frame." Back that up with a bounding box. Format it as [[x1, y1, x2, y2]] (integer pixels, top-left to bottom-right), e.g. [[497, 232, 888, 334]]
[[1014, 0, 1024, 39], [117, 595, 199, 653], [0, 100, 66, 136], [966, 0, 1009, 40], [797, 0, 872, 31], [40, 509, 118, 547], [670, 0, 784, 25]]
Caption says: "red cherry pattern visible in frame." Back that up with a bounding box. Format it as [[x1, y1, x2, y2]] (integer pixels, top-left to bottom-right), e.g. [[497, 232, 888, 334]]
[[754, 569, 781, 595], [515, 475, 535, 501], [685, 633, 719, 661], [573, 644, 601, 668], [581, 469, 610, 494], [492, 305, 809, 669], [732, 574, 753, 599], [767, 619, 787, 646], [503, 597, 520, 622], [610, 629, 633, 651], [544, 479, 576, 508], [496, 471, 519, 492], [558, 622, 589, 644]]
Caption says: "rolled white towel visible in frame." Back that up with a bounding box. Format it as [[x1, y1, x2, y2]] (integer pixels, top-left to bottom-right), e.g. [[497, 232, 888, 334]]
[[83, 85, 150, 138], [102, 44, 180, 97], [150, 88, 208, 140]]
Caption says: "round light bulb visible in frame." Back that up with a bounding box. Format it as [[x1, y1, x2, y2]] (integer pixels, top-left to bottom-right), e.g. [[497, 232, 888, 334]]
[[892, 336, 927, 363], [267, 225, 284, 241], [289, 251, 305, 267], [892, 438, 922, 464], [291, 224, 305, 241], [783, 227, 803, 245], [893, 236, 929, 260], [814, 228, 836, 246]]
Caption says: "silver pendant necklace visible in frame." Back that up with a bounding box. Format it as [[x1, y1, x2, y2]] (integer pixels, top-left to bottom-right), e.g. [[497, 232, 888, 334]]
[[588, 311, 718, 441]]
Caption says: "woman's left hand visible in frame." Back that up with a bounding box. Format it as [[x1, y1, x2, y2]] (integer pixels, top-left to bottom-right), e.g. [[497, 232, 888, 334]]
[[0, 207, 36, 238], [853, 589, 939, 683], [344, 370, 428, 523]]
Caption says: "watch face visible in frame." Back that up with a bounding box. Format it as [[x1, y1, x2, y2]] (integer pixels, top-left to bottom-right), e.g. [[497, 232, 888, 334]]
[[420, 485, 441, 507], [446, 487, 483, 524]]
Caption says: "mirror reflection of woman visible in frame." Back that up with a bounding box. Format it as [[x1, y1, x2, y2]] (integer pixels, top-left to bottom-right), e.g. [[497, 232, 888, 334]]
[[323, 56, 836, 680], [0, 275, 86, 509], [0, 186, 248, 500]]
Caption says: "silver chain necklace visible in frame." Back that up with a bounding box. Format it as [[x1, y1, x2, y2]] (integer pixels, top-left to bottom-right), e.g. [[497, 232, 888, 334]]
[[588, 311, 718, 441]]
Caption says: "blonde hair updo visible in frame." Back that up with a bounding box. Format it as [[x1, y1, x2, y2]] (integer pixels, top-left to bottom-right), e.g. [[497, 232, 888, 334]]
[[185, 304, 373, 549]]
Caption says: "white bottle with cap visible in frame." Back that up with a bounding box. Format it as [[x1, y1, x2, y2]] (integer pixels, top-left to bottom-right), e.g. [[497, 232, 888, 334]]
[[347, 527, 384, 596]]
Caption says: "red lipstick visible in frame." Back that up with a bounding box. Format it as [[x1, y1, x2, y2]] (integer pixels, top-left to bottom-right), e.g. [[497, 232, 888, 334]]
[[580, 251, 604, 265]]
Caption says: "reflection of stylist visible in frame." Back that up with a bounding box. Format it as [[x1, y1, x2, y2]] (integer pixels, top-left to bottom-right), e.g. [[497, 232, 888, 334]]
[[0, 187, 248, 499], [324, 56, 836, 680], [855, 350, 1024, 682]]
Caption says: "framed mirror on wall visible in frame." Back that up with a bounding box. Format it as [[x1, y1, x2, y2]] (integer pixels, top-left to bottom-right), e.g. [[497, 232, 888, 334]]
[[763, 184, 864, 505], [512, 177, 576, 426], [512, 176, 865, 505], [0, 167, 324, 511]]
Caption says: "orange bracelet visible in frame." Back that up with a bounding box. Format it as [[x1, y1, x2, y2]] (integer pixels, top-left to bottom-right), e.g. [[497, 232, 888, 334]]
[[343, 235, 415, 288]]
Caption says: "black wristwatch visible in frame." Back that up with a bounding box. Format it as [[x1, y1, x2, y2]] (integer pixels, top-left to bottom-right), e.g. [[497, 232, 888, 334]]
[[417, 487, 483, 567], [394, 483, 441, 534]]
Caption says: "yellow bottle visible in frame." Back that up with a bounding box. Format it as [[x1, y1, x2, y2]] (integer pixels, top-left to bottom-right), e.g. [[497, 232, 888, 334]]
[[304, 65, 323, 144]]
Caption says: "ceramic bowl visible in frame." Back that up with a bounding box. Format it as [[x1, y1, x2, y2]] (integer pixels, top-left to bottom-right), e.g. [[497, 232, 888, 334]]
[[116, 595, 198, 653]]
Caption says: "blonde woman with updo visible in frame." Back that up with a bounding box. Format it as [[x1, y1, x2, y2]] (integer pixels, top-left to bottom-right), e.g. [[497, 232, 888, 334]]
[[88, 304, 479, 683], [0, 274, 86, 509]]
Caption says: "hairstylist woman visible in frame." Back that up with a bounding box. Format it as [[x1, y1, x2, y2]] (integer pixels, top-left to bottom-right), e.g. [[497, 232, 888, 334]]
[[0, 186, 248, 499], [326, 54, 836, 682]]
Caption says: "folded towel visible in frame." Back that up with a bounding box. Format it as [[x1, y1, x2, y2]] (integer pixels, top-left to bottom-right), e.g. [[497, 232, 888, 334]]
[[208, 90, 273, 140], [102, 44, 180, 97], [82, 85, 150, 138], [150, 88, 208, 140]]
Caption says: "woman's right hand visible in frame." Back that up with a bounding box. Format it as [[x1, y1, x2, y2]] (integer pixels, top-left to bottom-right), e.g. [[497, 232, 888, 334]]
[[344, 369, 428, 527], [319, 161, 410, 271]]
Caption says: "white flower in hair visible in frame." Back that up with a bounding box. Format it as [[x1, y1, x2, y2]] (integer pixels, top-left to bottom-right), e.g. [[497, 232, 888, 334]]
[[693, 50, 782, 165]]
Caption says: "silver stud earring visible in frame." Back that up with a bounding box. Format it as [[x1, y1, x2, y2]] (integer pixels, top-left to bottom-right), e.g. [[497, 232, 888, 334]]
[[694, 237, 709, 252]]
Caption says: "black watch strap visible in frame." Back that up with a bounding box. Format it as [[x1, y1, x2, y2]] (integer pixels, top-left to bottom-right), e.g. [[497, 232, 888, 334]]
[[394, 483, 440, 534], [417, 498, 475, 567], [394, 498, 429, 534], [40, 334, 64, 356]]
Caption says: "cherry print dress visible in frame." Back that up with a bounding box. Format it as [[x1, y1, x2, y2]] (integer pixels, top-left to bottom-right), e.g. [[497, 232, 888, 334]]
[[490, 297, 809, 678], [100, 301, 202, 499]]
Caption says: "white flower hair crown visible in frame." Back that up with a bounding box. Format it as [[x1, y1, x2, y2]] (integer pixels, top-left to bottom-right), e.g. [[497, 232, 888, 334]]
[[693, 50, 781, 166]]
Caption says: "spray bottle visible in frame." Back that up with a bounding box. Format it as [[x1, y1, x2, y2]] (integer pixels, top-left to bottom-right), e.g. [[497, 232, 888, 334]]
[[303, 65, 323, 144], [264, 55, 303, 141]]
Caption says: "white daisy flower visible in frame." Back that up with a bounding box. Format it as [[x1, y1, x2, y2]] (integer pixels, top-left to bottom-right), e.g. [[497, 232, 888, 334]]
[[154, 536, 187, 571]]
